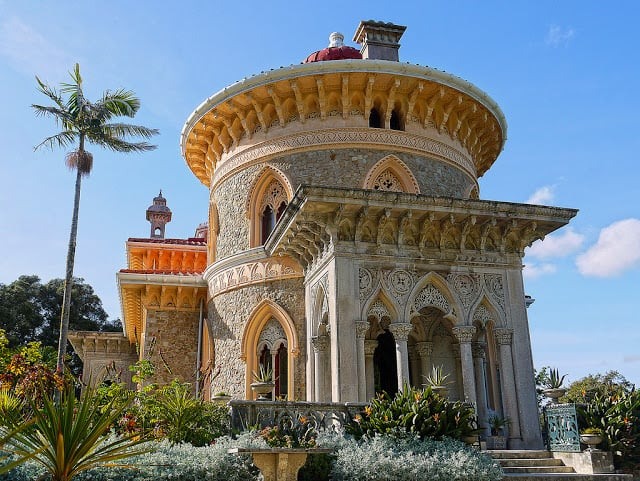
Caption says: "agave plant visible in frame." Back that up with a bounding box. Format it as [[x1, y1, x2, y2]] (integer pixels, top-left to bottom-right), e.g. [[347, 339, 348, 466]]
[[544, 368, 567, 389], [0, 383, 152, 480], [0, 387, 23, 427], [423, 365, 451, 387]]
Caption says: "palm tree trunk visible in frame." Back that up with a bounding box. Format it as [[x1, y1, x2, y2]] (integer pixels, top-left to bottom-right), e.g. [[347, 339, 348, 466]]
[[56, 149, 83, 375]]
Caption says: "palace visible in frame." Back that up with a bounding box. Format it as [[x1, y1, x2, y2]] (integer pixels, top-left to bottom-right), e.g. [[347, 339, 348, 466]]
[[70, 20, 577, 450]]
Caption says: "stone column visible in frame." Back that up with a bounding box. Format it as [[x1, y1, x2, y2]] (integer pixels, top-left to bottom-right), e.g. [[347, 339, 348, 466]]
[[409, 348, 420, 387], [495, 328, 521, 440], [355, 321, 370, 402], [452, 326, 477, 405], [364, 340, 377, 400], [473, 343, 490, 437], [311, 335, 329, 402], [388, 322, 412, 389], [415, 341, 433, 387]]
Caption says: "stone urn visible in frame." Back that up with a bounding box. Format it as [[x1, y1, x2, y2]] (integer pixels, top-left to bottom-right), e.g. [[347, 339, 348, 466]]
[[430, 385, 449, 398], [580, 433, 603, 451], [251, 381, 275, 400], [543, 388, 566, 404]]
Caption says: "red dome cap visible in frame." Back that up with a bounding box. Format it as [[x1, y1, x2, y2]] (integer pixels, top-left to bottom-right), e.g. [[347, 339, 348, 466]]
[[304, 32, 362, 63]]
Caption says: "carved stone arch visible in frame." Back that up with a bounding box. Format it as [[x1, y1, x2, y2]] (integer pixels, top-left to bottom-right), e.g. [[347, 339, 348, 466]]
[[469, 294, 506, 328], [362, 287, 398, 324], [363, 155, 420, 194], [241, 299, 299, 399], [281, 97, 298, 123], [405, 272, 462, 324], [246, 166, 293, 247]]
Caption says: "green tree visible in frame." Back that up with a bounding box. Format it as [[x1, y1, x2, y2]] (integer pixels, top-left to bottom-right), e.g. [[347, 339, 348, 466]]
[[562, 371, 633, 404], [32, 64, 158, 375]]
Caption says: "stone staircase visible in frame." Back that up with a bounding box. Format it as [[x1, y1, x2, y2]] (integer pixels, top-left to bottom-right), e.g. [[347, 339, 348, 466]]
[[488, 450, 632, 481]]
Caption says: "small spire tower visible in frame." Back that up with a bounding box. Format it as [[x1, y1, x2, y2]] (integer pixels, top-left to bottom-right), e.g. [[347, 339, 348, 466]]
[[146, 190, 172, 238]]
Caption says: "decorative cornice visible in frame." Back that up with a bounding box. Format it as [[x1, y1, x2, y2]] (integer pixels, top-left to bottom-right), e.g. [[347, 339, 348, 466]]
[[210, 128, 475, 190], [182, 62, 507, 186]]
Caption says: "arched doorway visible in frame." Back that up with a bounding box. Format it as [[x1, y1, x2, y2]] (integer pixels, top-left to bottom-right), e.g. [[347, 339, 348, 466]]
[[374, 329, 398, 395]]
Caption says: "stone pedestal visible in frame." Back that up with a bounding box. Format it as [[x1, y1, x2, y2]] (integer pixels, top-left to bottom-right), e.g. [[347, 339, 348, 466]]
[[229, 448, 332, 481]]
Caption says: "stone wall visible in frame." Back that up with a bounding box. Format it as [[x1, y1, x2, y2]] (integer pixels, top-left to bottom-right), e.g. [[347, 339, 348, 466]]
[[207, 278, 306, 400], [143, 310, 200, 388], [212, 148, 473, 260]]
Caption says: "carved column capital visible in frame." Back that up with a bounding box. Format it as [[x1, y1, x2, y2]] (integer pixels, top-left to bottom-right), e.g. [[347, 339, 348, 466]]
[[388, 322, 413, 341], [311, 335, 330, 352], [415, 341, 434, 357], [452, 325, 476, 344], [494, 328, 513, 345], [355, 320, 370, 339], [364, 340, 378, 356]]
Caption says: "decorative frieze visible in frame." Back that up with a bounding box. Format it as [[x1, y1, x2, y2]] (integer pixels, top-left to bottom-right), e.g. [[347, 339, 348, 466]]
[[413, 284, 451, 315]]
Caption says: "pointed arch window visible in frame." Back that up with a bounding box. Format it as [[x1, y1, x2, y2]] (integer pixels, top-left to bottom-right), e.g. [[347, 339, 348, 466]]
[[369, 108, 382, 128], [257, 178, 288, 245], [390, 108, 404, 131]]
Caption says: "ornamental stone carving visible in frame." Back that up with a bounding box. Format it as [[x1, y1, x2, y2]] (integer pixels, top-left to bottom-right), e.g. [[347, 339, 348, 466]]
[[448, 273, 480, 309], [209, 256, 303, 296], [484, 274, 505, 310], [472, 343, 486, 359], [494, 328, 513, 345], [472, 304, 492, 326], [388, 322, 413, 341], [367, 299, 391, 322], [355, 321, 370, 339], [413, 284, 450, 314], [358, 268, 374, 300], [311, 335, 330, 353], [389, 269, 414, 296], [372, 170, 403, 192], [258, 318, 287, 350], [452, 325, 476, 343]]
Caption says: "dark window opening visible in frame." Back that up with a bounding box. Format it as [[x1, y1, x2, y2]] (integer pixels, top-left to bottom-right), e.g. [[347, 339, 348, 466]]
[[390, 109, 404, 131], [369, 108, 382, 128]]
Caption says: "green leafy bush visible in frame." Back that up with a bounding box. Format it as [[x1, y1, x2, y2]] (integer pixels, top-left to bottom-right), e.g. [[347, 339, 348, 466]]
[[259, 413, 317, 448], [578, 389, 640, 470], [347, 384, 478, 440]]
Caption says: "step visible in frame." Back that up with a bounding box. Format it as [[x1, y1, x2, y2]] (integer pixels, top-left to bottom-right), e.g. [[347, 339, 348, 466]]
[[502, 474, 633, 481], [500, 459, 566, 468], [488, 450, 553, 459], [502, 466, 576, 474]]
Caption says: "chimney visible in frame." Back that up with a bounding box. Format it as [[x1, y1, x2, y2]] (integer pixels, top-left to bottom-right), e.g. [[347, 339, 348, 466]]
[[353, 20, 407, 62]]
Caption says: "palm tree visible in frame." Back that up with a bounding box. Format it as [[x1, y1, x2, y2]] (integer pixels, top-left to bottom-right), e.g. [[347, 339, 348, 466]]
[[33, 64, 158, 376]]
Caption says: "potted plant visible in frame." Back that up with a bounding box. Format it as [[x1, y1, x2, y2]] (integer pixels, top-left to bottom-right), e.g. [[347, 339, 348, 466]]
[[423, 365, 451, 398], [542, 368, 568, 403], [211, 391, 232, 402], [251, 364, 276, 400], [486, 414, 510, 449], [580, 427, 604, 451]]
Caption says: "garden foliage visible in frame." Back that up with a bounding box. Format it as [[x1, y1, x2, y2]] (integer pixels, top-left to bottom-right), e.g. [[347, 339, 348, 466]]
[[347, 384, 478, 440]]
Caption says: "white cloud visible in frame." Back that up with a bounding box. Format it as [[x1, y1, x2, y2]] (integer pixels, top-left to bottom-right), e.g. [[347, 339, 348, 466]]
[[526, 185, 555, 205], [0, 16, 74, 79], [527, 228, 585, 259], [523, 262, 557, 279], [576, 218, 640, 277], [546, 25, 575, 47]]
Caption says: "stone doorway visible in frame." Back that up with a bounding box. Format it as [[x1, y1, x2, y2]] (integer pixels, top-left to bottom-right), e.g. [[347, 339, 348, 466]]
[[374, 329, 398, 395]]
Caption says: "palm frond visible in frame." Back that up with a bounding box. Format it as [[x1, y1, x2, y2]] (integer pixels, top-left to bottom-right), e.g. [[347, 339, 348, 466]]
[[34, 77, 65, 109], [90, 134, 157, 153], [34, 131, 78, 151], [98, 89, 141, 117], [102, 123, 160, 139], [31, 104, 74, 124]]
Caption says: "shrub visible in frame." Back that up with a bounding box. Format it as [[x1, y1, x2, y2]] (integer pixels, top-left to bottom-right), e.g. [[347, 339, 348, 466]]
[[578, 389, 640, 470], [347, 384, 478, 441], [3, 435, 261, 481], [331, 434, 501, 481]]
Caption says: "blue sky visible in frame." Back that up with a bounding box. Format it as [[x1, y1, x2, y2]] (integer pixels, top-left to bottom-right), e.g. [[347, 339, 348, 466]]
[[1, 1, 638, 386]]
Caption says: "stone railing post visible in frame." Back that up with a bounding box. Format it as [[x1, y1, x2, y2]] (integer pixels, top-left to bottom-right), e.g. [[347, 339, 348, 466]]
[[473, 343, 490, 437]]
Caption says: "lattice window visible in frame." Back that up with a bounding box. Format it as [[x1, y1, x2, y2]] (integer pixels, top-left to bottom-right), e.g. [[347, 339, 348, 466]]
[[259, 179, 288, 244], [373, 170, 403, 192], [413, 284, 450, 313]]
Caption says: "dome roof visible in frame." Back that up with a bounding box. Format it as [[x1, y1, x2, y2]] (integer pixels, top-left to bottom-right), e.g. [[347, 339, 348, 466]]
[[146, 190, 171, 215], [304, 32, 362, 63]]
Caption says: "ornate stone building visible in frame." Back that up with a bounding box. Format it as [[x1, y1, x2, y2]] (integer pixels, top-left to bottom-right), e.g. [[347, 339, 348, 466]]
[[71, 21, 577, 449]]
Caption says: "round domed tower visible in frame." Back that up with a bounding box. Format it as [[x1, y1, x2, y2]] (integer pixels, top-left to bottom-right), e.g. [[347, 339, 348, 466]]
[[181, 21, 575, 450]]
